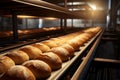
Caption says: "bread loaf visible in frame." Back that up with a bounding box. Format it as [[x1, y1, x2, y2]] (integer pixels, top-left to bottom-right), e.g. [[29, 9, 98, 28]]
[[5, 50, 29, 64], [67, 39, 80, 51], [0, 65, 36, 80], [32, 43, 50, 53], [50, 47, 69, 62], [49, 38, 62, 46], [23, 60, 51, 79], [20, 45, 42, 59], [81, 33, 92, 41], [60, 44, 75, 57], [0, 55, 15, 74], [41, 40, 58, 48], [36, 52, 62, 70]]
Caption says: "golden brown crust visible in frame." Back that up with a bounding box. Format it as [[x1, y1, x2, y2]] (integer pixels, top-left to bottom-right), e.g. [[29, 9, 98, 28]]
[[36, 52, 62, 70], [49, 38, 64, 46], [23, 60, 51, 79], [0, 65, 36, 80], [20, 45, 42, 59], [0, 56, 15, 74], [5, 50, 29, 64], [41, 40, 58, 48], [31, 43, 50, 53], [60, 44, 75, 57], [67, 40, 80, 51], [50, 47, 69, 62]]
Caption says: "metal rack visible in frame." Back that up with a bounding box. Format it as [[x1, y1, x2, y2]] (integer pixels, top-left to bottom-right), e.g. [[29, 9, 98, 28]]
[[0, 0, 92, 43], [0, 28, 103, 80], [84, 30, 120, 80], [0, 0, 108, 80]]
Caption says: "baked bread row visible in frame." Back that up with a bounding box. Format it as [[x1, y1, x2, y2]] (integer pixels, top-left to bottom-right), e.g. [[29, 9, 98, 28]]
[[0, 27, 101, 80]]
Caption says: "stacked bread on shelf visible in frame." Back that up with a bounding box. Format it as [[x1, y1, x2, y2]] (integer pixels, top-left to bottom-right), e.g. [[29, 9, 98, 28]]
[[0, 27, 101, 80], [0, 27, 60, 38]]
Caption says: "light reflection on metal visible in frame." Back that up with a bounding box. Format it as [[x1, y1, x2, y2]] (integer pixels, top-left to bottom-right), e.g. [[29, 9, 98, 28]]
[[17, 15, 38, 18], [43, 17, 58, 20], [106, 0, 111, 29]]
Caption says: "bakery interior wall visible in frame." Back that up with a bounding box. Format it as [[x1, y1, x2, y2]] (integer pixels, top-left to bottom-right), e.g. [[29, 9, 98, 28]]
[[0, 17, 60, 30], [0, 16, 98, 31]]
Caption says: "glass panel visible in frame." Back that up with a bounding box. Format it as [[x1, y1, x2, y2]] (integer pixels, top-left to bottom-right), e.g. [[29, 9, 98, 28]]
[[0, 16, 12, 31]]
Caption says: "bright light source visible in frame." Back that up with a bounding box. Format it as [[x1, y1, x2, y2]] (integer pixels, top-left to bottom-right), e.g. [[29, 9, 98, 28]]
[[69, 8, 86, 11], [91, 5, 96, 10], [43, 17, 58, 20], [88, 3, 96, 10], [17, 15, 38, 18]]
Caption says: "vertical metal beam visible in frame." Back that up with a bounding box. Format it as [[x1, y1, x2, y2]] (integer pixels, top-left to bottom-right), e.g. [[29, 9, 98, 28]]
[[109, 0, 113, 29], [60, 19, 63, 30], [106, 0, 111, 30], [84, 19, 86, 27], [71, 19, 73, 28], [12, 13, 18, 42], [109, 0, 118, 30], [64, 18, 67, 31], [113, 1, 120, 31], [71, 1, 73, 28], [91, 11, 94, 26], [0, 17, 3, 31], [64, 0, 68, 31]]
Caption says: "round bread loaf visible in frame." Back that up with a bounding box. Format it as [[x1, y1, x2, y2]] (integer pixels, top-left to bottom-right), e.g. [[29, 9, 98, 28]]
[[36, 52, 62, 70], [41, 40, 58, 48], [5, 50, 29, 64], [75, 35, 87, 44], [67, 39, 80, 51], [0, 65, 35, 80], [60, 44, 75, 57], [49, 38, 62, 46], [75, 34, 88, 43], [0, 55, 15, 74], [81, 33, 92, 41], [83, 27, 100, 34], [20, 45, 42, 59], [32, 43, 50, 53], [57, 36, 67, 44], [88, 27, 100, 33], [23, 60, 51, 79], [50, 47, 69, 62]]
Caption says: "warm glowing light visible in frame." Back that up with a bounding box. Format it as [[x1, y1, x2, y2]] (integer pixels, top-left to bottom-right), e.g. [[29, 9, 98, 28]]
[[43, 17, 58, 20], [88, 3, 96, 10], [91, 5, 96, 10], [17, 16, 58, 20], [17, 15, 38, 18]]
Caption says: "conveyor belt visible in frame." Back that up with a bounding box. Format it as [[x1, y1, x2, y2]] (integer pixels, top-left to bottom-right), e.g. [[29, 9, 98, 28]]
[[71, 29, 104, 80], [0, 28, 103, 80], [47, 29, 103, 80]]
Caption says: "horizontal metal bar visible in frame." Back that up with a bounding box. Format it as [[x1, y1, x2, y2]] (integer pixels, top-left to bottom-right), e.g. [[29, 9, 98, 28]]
[[93, 58, 120, 68], [12, 0, 88, 18], [94, 58, 120, 63]]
